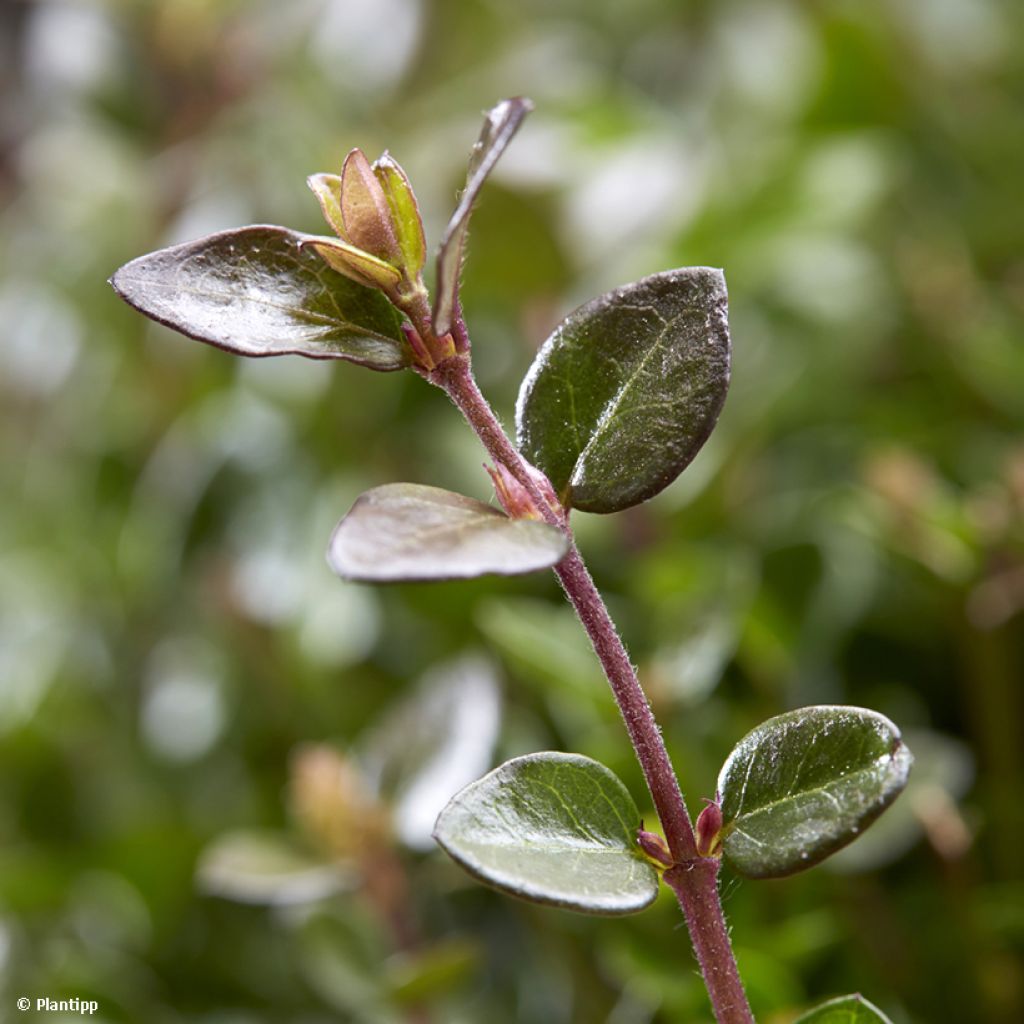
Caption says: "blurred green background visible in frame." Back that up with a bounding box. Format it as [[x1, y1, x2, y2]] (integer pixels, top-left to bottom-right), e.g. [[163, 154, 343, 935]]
[[2, 0, 1022, 1021]]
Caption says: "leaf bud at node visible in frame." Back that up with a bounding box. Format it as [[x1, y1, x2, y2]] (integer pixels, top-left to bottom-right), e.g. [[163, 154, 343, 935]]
[[695, 797, 723, 858]]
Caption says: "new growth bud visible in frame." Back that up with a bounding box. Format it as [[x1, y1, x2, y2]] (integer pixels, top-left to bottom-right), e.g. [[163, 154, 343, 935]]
[[486, 460, 565, 522], [695, 797, 723, 858], [304, 149, 428, 309], [637, 827, 674, 868]]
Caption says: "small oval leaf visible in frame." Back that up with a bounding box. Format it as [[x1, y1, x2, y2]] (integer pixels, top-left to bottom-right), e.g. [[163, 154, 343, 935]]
[[516, 267, 730, 513], [110, 225, 410, 370], [794, 994, 895, 1023], [327, 483, 568, 582], [433, 752, 658, 915], [718, 706, 913, 879], [433, 97, 533, 336]]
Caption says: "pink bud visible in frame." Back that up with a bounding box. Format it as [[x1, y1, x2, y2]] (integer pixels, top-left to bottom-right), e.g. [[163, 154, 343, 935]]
[[695, 798, 723, 858], [637, 828, 673, 867]]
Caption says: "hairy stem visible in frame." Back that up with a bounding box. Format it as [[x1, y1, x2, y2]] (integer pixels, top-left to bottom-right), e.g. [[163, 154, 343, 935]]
[[430, 351, 753, 1024]]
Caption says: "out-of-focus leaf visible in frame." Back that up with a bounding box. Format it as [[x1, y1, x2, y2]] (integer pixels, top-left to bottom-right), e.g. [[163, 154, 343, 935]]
[[326, 483, 568, 582], [433, 751, 658, 915], [515, 268, 730, 513], [109, 225, 409, 369], [360, 655, 501, 850], [299, 910, 399, 1024], [474, 597, 605, 695], [387, 940, 480, 1004], [717, 706, 913, 878], [196, 830, 349, 905], [793, 993, 895, 1022], [433, 97, 533, 335]]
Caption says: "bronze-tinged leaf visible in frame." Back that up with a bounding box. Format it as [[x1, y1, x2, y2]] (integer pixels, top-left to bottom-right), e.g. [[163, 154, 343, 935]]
[[110, 225, 410, 370]]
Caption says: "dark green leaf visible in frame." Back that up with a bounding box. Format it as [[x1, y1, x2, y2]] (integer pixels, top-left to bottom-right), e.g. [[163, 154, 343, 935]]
[[327, 483, 568, 582], [433, 751, 658, 915], [718, 706, 913, 879], [110, 225, 410, 370], [794, 994, 895, 1023], [433, 97, 533, 336], [515, 268, 730, 513]]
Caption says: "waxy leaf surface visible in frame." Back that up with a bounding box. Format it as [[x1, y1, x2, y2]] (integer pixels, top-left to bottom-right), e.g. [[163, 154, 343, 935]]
[[433, 97, 533, 335], [327, 484, 568, 582], [718, 706, 913, 879], [516, 268, 730, 513], [794, 994, 894, 1023], [110, 225, 409, 370], [433, 752, 658, 915]]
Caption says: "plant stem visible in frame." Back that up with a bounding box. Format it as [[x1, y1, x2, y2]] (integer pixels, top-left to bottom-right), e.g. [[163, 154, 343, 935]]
[[430, 353, 754, 1024], [664, 860, 753, 1024]]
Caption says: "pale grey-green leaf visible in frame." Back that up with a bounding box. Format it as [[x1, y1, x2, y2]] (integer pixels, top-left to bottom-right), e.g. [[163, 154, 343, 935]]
[[360, 655, 501, 850], [196, 830, 349, 905], [327, 483, 568, 582], [515, 267, 730, 513], [433, 751, 658, 915]]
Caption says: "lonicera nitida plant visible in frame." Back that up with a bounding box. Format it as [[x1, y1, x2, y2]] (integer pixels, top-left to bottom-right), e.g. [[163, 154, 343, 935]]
[[111, 98, 913, 1024]]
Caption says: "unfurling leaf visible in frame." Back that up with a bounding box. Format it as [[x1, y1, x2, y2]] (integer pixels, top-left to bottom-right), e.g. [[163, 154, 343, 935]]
[[373, 153, 427, 278], [339, 148, 401, 263], [793, 994, 895, 1023], [326, 483, 568, 582], [717, 706, 913, 879], [307, 150, 426, 288], [433, 97, 533, 336], [516, 267, 730, 513], [109, 225, 409, 370], [433, 752, 659, 915]]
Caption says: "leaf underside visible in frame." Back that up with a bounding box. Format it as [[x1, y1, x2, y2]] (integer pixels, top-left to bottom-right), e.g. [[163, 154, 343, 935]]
[[515, 267, 730, 513], [717, 706, 913, 879], [326, 483, 569, 582], [433, 97, 533, 336], [433, 751, 659, 915], [110, 225, 409, 370], [793, 993, 895, 1023]]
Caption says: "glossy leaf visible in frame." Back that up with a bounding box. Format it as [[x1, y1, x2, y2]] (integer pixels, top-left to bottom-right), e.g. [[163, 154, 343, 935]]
[[433, 97, 533, 335], [717, 706, 913, 879], [433, 751, 658, 915], [794, 994, 895, 1023], [110, 225, 410, 369], [516, 267, 730, 513], [327, 483, 568, 582]]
